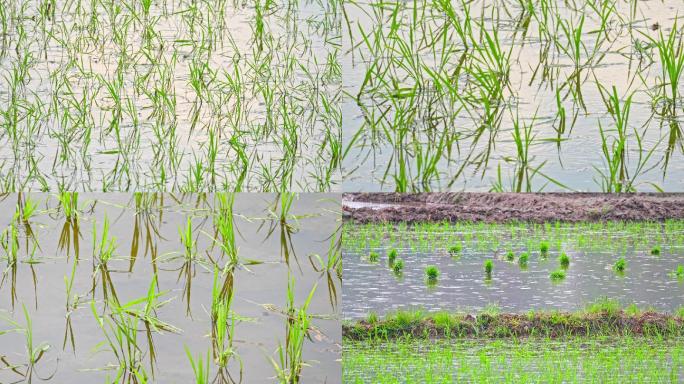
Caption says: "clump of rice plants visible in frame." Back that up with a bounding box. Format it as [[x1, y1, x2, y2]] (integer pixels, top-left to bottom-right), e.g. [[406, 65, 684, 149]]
[[388, 249, 397, 264], [672, 264, 684, 279], [651, 245, 661, 255], [614, 257, 627, 273], [393, 260, 404, 275], [505, 251, 515, 261], [484, 260, 493, 276], [448, 244, 461, 256], [540, 241, 550, 254], [550, 269, 566, 281], [368, 251, 379, 262], [425, 265, 439, 283], [518, 252, 529, 267], [559, 252, 570, 268]]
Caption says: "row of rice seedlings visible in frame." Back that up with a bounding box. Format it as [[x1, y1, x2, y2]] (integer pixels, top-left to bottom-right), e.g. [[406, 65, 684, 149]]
[[343, 0, 684, 191], [343, 220, 684, 255], [0, 0, 341, 191]]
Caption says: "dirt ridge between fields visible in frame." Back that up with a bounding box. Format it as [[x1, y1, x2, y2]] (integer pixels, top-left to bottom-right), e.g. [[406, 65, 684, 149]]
[[343, 193, 684, 223], [343, 310, 684, 340]]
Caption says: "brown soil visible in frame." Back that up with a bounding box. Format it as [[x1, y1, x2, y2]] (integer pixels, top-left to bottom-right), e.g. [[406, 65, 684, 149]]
[[343, 193, 684, 223], [342, 310, 684, 340]]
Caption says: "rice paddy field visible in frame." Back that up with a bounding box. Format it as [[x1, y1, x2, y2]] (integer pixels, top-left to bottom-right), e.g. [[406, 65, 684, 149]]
[[342, 0, 684, 192], [0, 0, 341, 192], [343, 220, 684, 317], [344, 338, 684, 383], [342, 218, 684, 382], [0, 193, 341, 383]]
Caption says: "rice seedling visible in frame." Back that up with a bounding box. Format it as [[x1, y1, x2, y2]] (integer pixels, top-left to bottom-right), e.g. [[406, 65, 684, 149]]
[[505, 251, 515, 261], [425, 265, 439, 282], [484, 260, 494, 276], [672, 265, 684, 279], [185, 347, 211, 384], [0, 305, 55, 382], [539, 241, 550, 254], [57, 192, 79, 220], [448, 244, 462, 256], [559, 252, 570, 268], [651, 245, 661, 255], [210, 267, 243, 382], [388, 249, 397, 264], [518, 252, 529, 267], [614, 257, 627, 273], [393, 259, 404, 275], [368, 251, 379, 263], [550, 269, 566, 280], [270, 275, 317, 384], [91, 214, 119, 304]]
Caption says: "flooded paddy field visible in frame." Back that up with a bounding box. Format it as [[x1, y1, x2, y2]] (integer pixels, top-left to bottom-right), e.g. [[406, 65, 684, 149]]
[[341, 192, 684, 383], [0, 0, 341, 192], [342, 0, 684, 192], [0, 193, 341, 383], [343, 220, 684, 319], [343, 337, 684, 383]]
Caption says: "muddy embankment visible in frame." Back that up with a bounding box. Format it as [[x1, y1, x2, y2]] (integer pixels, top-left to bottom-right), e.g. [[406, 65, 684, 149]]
[[343, 310, 684, 340], [343, 193, 684, 223]]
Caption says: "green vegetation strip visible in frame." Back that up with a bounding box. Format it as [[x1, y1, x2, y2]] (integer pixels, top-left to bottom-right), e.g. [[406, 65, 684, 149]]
[[343, 337, 684, 383], [344, 220, 684, 255], [344, 304, 684, 340]]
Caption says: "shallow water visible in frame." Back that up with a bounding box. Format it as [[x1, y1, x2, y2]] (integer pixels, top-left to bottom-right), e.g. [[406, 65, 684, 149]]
[[0, 0, 341, 191], [0, 193, 341, 383], [342, 0, 684, 192], [343, 338, 684, 383], [343, 222, 684, 319]]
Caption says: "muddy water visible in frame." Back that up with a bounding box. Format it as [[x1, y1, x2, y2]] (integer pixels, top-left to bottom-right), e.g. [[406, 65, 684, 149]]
[[343, 224, 684, 319], [0, 193, 341, 383], [342, 0, 684, 191]]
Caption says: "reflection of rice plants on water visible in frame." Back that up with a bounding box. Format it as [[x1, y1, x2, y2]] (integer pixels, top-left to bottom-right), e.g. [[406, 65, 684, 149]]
[[0, 193, 341, 383], [342, 0, 684, 192]]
